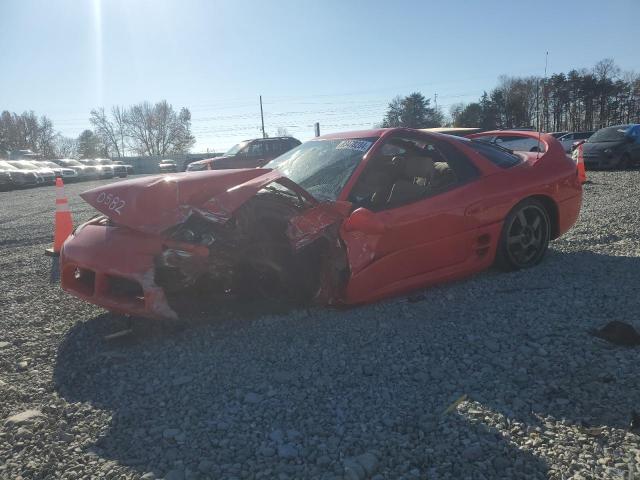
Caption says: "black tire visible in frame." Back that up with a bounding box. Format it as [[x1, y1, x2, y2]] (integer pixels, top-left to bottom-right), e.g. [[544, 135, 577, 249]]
[[495, 198, 550, 271]]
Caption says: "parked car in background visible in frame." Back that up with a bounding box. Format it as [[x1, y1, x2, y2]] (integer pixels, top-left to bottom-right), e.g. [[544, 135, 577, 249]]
[[7, 160, 56, 184], [556, 131, 595, 153], [78, 159, 115, 179], [469, 131, 546, 152], [0, 170, 12, 191], [113, 160, 134, 175], [582, 124, 640, 169], [0, 161, 40, 188], [34, 160, 79, 181], [52, 159, 100, 180], [159, 159, 178, 173], [8, 149, 41, 161], [93, 158, 127, 178], [548, 131, 569, 139], [187, 137, 301, 171]]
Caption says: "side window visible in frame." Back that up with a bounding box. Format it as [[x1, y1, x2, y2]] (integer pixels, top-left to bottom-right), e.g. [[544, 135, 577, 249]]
[[246, 142, 265, 157], [465, 140, 522, 168], [262, 141, 275, 156], [273, 140, 288, 155], [348, 136, 480, 210]]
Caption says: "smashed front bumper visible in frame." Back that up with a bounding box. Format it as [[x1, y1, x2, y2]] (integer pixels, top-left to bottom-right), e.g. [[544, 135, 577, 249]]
[[60, 219, 203, 320]]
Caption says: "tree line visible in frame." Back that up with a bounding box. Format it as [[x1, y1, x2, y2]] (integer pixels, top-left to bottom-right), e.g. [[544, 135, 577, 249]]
[[448, 59, 640, 132], [382, 59, 640, 132], [0, 100, 195, 159]]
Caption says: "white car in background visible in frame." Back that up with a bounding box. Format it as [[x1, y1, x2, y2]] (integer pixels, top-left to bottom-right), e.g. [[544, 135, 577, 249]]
[[78, 159, 115, 178], [556, 131, 595, 153], [93, 158, 128, 178], [0, 161, 40, 188], [6, 160, 56, 185], [34, 160, 78, 181], [52, 158, 100, 180]]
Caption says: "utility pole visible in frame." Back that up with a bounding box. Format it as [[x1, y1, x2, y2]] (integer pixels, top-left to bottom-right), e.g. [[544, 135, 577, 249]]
[[434, 92, 438, 112], [259, 95, 265, 139]]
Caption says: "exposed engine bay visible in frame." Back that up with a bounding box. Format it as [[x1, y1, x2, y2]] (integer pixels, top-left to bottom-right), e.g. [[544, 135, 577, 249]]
[[153, 188, 349, 315]]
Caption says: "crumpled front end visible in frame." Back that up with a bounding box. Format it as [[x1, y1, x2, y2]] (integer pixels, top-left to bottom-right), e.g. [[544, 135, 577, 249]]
[[61, 171, 353, 320], [60, 217, 191, 319]]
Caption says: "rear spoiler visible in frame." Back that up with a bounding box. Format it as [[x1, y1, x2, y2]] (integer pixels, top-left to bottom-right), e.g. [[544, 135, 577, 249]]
[[466, 130, 566, 159]]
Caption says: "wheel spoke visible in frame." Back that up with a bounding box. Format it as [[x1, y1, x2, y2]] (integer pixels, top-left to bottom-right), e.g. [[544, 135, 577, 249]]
[[517, 211, 528, 228], [531, 215, 541, 231], [508, 234, 523, 245]]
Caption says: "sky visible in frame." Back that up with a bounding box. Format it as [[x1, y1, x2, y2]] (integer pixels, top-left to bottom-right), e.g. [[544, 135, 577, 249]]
[[1, 0, 639, 152]]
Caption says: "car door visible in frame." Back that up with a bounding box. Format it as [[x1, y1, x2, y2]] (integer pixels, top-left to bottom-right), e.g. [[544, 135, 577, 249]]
[[240, 141, 267, 167], [340, 134, 484, 302]]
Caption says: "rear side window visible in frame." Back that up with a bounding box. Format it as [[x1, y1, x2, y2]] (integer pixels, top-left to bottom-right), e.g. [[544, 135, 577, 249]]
[[246, 142, 265, 156], [466, 141, 522, 168]]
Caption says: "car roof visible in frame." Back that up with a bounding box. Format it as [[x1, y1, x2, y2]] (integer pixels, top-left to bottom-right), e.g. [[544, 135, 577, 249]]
[[317, 128, 389, 140]]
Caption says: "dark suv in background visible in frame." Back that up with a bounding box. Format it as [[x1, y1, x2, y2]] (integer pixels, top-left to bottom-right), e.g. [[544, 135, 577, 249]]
[[187, 136, 301, 171], [582, 124, 640, 169]]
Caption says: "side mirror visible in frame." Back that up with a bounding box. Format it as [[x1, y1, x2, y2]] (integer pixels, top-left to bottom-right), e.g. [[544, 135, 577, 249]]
[[343, 207, 386, 234]]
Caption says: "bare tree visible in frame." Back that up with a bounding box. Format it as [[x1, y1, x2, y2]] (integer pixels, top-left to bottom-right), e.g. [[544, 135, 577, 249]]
[[124, 100, 195, 156], [0, 110, 56, 155], [112, 106, 127, 156], [90, 107, 123, 157], [53, 134, 78, 158], [276, 127, 290, 137]]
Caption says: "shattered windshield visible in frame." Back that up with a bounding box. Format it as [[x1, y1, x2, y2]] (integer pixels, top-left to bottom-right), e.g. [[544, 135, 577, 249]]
[[264, 137, 378, 201]]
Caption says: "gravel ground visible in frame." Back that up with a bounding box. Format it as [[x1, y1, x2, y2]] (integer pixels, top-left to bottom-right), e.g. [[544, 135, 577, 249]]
[[1, 172, 639, 480]]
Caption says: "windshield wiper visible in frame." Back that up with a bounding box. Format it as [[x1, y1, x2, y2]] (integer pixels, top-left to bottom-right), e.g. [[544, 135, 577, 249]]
[[262, 185, 306, 206]]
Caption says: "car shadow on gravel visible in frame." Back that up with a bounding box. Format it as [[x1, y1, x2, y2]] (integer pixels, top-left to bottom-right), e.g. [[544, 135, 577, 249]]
[[51, 250, 640, 479]]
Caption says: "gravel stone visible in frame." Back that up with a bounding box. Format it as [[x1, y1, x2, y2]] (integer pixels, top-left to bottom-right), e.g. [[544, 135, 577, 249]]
[[277, 443, 299, 459], [462, 444, 483, 461], [4, 409, 43, 427], [164, 468, 185, 480]]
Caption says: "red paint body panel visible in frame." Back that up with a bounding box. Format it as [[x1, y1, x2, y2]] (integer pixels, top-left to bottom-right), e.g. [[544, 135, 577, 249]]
[[61, 128, 582, 319], [60, 224, 178, 318]]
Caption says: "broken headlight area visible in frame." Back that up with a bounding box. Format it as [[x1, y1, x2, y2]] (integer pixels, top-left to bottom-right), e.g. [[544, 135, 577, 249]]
[[72, 214, 112, 236], [153, 191, 347, 316]]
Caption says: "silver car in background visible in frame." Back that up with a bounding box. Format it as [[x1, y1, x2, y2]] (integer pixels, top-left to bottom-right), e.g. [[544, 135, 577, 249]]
[[78, 158, 115, 178], [34, 160, 79, 181], [557, 131, 595, 153], [52, 159, 100, 180], [94, 158, 128, 178], [0, 161, 40, 189], [6, 160, 56, 185]]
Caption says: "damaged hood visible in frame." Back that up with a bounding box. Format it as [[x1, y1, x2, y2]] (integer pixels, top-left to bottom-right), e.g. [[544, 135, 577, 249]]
[[80, 169, 318, 234]]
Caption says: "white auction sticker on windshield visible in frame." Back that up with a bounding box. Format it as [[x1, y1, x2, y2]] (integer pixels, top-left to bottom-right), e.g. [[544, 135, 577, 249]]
[[336, 139, 373, 152]]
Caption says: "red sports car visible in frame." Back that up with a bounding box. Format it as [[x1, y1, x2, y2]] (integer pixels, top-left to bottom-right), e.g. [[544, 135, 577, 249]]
[[60, 128, 582, 320]]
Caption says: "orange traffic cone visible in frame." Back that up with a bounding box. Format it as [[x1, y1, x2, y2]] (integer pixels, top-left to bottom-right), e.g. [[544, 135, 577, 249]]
[[576, 143, 587, 184], [45, 178, 74, 256]]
